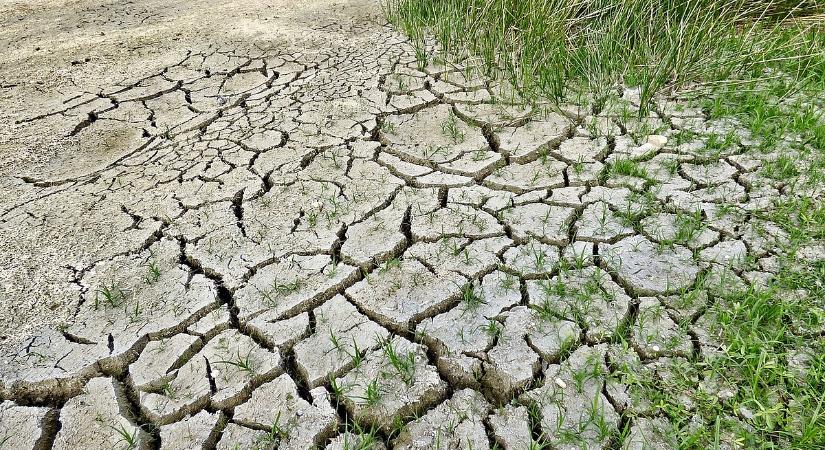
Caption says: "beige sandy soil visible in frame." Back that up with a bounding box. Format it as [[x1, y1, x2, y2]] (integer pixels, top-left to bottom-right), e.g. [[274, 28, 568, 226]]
[[0, 0, 381, 340]]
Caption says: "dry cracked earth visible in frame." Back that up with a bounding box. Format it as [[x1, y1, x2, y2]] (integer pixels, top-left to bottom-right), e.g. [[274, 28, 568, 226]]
[[0, 1, 820, 449]]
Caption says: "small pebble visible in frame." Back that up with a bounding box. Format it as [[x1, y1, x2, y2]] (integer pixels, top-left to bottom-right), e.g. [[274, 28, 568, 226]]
[[647, 135, 668, 148], [554, 378, 567, 389], [636, 142, 657, 154]]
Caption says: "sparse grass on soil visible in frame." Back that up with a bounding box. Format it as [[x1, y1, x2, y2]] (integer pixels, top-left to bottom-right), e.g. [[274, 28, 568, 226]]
[[384, 0, 825, 448]]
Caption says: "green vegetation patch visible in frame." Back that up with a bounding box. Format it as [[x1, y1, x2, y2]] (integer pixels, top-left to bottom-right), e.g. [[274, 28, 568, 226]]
[[384, 0, 824, 112]]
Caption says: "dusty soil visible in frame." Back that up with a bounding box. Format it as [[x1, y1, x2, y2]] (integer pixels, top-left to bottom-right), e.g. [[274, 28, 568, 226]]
[[0, 0, 380, 339]]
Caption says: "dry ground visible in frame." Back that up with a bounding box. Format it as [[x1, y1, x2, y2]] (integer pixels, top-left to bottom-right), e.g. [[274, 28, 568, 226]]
[[0, 0, 821, 449]]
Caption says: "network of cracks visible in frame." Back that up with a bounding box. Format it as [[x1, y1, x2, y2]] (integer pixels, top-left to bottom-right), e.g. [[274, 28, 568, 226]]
[[0, 22, 817, 450]]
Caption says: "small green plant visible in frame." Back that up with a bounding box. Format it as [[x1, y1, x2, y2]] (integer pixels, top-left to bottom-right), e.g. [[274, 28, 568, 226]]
[[349, 338, 364, 368], [611, 158, 648, 179], [340, 422, 382, 450], [441, 110, 465, 144], [379, 257, 402, 274], [460, 282, 485, 309], [110, 422, 139, 450], [364, 378, 382, 406], [271, 278, 302, 297], [256, 412, 288, 446], [381, 339, 417, 385], [214, 349, 256, 376], [329, 376, 350, 402], [329, 330, 343, 352], [499, 272, 518, 291], [160, 381, 177, 400], [145, 260, 161, 284], [483, 319, 502, 339], [95, 280, 127, 309], [762, 154, 800, 180], [381, 119, 397, 134]]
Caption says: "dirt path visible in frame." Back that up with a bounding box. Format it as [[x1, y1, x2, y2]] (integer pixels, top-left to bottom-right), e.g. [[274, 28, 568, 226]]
[[0, 0, 812, 448]]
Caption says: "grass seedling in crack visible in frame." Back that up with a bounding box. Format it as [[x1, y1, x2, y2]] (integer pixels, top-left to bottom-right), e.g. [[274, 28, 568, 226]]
[[381, 338, 416, 386], [110, 422, 139, 450], [144, 260, 161, 284], [214, 348, 256, 377], [483, 319, 502, 340], [348, 338, 364, 369], [498, 272, 519, 292], [160, 381, 177, 400], [95, 280, 127, 309], [256, 411, 289, 446], [326, 256, 340, 278], [382, 257, 402, 274], [611, 158, 648, 179], [461, 282, 486, 310], [329, 376, 351, 404], [340, 421, 382, 450], [380, 119, 397, 135], [445, 238, 463, 257], [329, 329, 343, 352], [361, 378, 382, 407], [441, 110, 465, 144]]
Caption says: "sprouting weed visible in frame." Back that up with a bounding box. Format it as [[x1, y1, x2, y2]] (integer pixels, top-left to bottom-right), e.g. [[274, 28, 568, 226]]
[[483, 319, 502, 339], [273, 278, 302, 296], [326, 257, 340, 278], [145, 260, 161, 284], [532, 247, 547, 270], [127, 297, 142, 323], [341, 422, 382, 450], [161, 382, 177, 400], [445, 239, 463, 256], [330, 330, 343, 352], [349, 338, 363, 368], [381, 119, 397, 134], [611, 158, 648, 179], [423, 144, 448, 159], [460, 248, 472, 264], [329, 376, 349, 402], [535, 299, 559, 322], [529, 440, 551, 450], [379, 257, 402, 273], [461, 283, 485, 309], [110, 422, 139, 450], [95, 280, 127, 309], [441, 110, 465, 144], [381, 338, 416, 385], [214, 349, 256, 376], [364, 378, 382, 406], [307, 211, 319, 227], [257, 411, 288, 446], [259, 277, 302, 307], [396, 76, 408, 91], [499, 272, 518, 291]]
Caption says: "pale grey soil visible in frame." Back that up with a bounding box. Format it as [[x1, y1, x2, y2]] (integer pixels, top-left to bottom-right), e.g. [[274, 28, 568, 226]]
[[0, 0, 813, 448]]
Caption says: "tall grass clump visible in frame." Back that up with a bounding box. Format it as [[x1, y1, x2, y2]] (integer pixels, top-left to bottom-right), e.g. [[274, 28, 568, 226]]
[[384, 0, 824, 112]]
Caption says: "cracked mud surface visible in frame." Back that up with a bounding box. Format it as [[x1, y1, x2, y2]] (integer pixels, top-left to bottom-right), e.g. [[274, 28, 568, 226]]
[[1, 0, 822, 448]]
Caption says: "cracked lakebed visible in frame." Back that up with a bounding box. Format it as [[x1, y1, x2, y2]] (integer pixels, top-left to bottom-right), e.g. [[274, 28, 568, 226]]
[[0, 0, 822, 449]]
